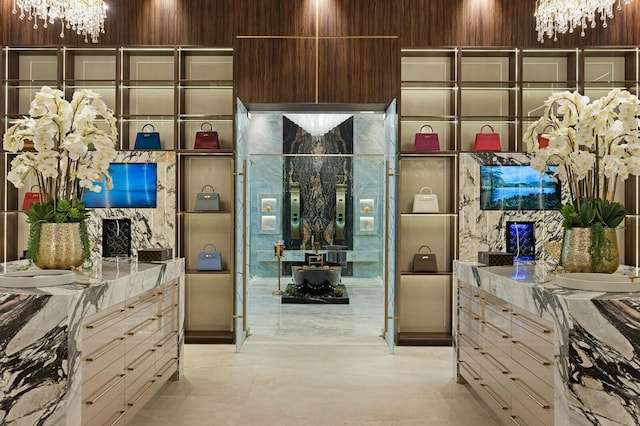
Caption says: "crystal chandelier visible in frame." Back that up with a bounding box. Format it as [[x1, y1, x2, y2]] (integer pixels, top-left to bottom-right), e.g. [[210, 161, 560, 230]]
[[11, 0, 107, 43], [535, 0, 633, 43]]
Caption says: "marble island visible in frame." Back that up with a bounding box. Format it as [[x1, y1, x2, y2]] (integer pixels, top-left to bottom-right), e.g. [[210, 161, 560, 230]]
[[455, 260, 640, 426], [0, 258, 185, 426]]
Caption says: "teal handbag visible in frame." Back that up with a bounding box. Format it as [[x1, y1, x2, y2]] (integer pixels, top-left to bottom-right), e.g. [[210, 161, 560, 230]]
[[134, 124, 162, 150]]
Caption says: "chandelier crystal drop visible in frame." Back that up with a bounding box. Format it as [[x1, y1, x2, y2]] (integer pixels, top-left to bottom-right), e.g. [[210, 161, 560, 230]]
[[535, 0, 633, 43], [11, 0, 107, 43]]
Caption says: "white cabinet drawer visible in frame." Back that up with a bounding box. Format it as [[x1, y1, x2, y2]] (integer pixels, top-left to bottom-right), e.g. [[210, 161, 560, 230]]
[[84, 391, 125, 426], [82, 373, 125, 425], [481, 316, 511, 356], [478, 381, 512, 425], [154, 348, 178, 385], [511, 337, 554, 388], [511, 309, 553, 343], [125, 378, 156, 423], [83, 304, 126, 340], [510, 395, 549, 426], [83, 337, 126, 385], [459, 305, 482, 336], [509, 370, 553, 425]]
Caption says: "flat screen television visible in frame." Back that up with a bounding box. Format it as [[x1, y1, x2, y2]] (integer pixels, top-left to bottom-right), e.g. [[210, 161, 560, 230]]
[[82, 163, 157, 208], [480, 165, 561, 210]]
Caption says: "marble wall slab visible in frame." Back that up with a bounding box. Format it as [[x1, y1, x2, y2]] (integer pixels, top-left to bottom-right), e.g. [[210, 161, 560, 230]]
[[458, 152, 565, 263], [244, 112, 385, 279], [86, 151, 177, 260]]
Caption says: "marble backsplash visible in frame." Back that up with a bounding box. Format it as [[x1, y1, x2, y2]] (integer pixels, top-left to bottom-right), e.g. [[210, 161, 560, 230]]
[[458, 152, 565, 263], [86, 150, 177, 259]]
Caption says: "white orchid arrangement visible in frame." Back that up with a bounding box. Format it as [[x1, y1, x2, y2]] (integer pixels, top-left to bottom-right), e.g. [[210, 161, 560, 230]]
[[3, 86, 118, 219], [524, 88, 640, 230], [3, 86, 118, 263]]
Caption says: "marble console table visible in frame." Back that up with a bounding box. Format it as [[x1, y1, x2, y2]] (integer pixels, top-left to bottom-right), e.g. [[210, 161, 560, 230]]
[[0, 258, 185, 426], [454, 260, 640, 425]]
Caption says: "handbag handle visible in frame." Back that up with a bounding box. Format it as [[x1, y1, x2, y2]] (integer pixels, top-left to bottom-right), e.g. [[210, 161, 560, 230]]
[[202, 244, 217, 252], [418, 245, 432, 253], [201, 122, 213, 131], [200, 184, 215, 193], [420, 125, 434, 133], [480, 124, 495, 133], [142, 124, 155, 132], [419, 187, 433, 194], [29, 184, 40, 191], [541, 124, 555, 133]]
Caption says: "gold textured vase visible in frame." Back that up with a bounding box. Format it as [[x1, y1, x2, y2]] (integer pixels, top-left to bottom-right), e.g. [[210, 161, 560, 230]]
[[562, 227, 619, 273], [35, 223, 84, 269]]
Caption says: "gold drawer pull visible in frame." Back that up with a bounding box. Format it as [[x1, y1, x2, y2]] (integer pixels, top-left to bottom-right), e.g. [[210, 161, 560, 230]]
[[126, 317, 157, 335], [459, 333, 480, 350], [126, 348, 156, 371], [107, 411, 126, 426], [459, 360, 481, 380], [157, 304, 176, 318], [127, 380, 156, 407], [480, 351, 510, 374], [511, 378, 551, 409], [85, 337, 125, 362], [512, 340, 551, 366], [85, 374, 125, 405], [156, 331, 178, 348], [512, 312, 552, 334], [482, 320, 510, 339], [128, 294, 157, 310], [156, 357, 178, 378], [459, 306, 480, 320], [480, 384, 509, 410], [510, 415, 528, 426], [84, 309, 125, 330]]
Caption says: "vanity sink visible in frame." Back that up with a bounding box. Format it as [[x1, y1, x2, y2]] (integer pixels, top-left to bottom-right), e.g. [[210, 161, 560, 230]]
[[0, 270, 76, 288], [555, 272, 640, 293]]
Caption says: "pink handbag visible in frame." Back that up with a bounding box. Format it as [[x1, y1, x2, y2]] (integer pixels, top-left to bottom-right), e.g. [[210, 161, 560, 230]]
[[413, 125, 440, 151], [474, 125, 501, 152]]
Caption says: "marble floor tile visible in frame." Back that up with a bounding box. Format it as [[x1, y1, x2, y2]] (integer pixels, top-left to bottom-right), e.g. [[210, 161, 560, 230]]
[[131, 278, 499, 425]]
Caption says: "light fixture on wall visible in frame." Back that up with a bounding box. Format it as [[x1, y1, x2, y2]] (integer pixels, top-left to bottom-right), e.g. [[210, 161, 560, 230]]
[[535, 0, 633, 43], [11, 0, 107, 43]]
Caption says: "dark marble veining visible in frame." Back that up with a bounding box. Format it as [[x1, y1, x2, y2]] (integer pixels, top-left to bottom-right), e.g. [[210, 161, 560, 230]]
[[456, 261, 640, 425], [0, 259, 184, 426], [282, 117, 354, 250]]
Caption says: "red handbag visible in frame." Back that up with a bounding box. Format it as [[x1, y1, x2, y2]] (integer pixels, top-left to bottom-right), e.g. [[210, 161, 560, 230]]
[[537, 125, 554, 149], [194, 122, 220, 150], [474, 125, 501, 152], [413, 125, 440, 151], [22, 186, 41, 210]]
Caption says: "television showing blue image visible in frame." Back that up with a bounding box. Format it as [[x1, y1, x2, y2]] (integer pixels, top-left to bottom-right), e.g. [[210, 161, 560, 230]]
[[480, 165, 561, 210], [82, 163, 157, 208]]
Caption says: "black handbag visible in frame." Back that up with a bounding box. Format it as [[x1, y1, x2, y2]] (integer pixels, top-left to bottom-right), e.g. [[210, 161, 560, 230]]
[[412, 245, 438, 272]]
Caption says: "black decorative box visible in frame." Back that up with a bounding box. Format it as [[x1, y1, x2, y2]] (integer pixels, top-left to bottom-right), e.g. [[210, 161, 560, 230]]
[[478, 251, 514, 267], [138, 248, 173, 262]]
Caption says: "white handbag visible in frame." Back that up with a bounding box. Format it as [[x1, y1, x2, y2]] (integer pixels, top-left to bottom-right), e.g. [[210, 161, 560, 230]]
[[412, 187, 439, 213]]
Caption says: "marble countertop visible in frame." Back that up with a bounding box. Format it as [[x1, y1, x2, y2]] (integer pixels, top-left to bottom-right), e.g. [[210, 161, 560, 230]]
[[454, 260, 640, 425], [0, 257, 182, 297], [0, 257, 185, 426]]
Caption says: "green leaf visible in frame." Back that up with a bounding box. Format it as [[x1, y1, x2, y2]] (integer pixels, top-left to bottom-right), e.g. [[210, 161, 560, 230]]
[[595, 199, 626, 228], [57, 199, 71, 212]]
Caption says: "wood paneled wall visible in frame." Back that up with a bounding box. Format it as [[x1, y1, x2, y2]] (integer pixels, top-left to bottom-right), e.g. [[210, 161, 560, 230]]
[[3, 1, 640, 47], [234, 0, 400, 104]]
